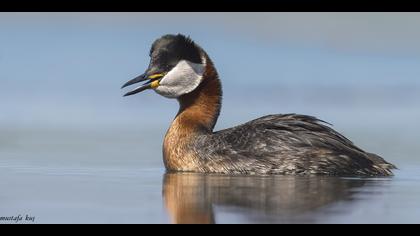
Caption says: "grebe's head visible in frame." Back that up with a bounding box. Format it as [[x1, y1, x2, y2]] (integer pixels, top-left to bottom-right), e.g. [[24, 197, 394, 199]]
[[122, 34, 206, 98]]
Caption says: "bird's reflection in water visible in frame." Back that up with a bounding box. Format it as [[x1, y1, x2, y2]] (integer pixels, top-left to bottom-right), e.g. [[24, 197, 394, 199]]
[[162, 173, 370, 224]]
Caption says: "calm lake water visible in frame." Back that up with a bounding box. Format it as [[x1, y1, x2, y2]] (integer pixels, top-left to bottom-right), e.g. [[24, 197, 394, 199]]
[[1, 86, 420, 224], [0, 147, 419, 224]]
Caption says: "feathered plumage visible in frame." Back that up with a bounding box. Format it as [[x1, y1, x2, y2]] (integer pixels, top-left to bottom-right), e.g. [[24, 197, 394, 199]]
[[125, 34, 396, 177], [190, 114, 396, 176]]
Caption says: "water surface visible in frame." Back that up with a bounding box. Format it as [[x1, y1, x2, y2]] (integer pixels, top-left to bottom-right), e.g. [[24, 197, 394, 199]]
[[0, 122, 419, 224]]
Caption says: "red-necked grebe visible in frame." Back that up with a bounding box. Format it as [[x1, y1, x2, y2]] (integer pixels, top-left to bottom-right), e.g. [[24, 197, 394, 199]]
[[122, 34, 396, 176]]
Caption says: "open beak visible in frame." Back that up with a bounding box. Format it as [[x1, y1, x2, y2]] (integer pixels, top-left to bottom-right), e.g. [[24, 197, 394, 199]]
[[122, 73, 165, 97]]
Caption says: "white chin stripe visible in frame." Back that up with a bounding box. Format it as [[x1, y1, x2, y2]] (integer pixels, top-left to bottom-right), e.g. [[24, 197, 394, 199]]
[[154, 60, 205, 98]]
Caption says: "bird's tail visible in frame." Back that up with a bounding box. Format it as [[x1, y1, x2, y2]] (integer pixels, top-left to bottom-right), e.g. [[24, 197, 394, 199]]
[[367, 153, 397, 176]]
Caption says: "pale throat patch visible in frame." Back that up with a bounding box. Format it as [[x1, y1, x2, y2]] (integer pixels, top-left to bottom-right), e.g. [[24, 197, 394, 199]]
[[154, 58, 206, 98]]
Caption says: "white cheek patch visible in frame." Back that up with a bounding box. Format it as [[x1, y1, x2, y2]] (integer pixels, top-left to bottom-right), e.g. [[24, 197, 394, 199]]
[[154, 60, 205, 98]]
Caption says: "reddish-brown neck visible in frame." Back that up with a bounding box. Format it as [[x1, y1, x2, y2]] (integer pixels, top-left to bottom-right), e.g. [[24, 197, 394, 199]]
[[163, 55, 222, 171], [174, 56, 222, 134]]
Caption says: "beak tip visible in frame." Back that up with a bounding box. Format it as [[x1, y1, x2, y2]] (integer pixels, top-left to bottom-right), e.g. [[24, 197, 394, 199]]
[[121, 81, 132, 89], [122, 72, 162, 97], [121, 73, 147, 89]]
